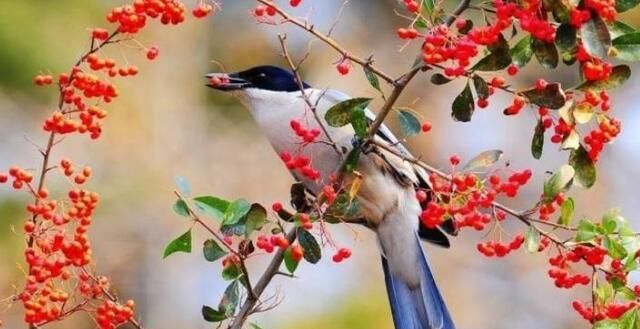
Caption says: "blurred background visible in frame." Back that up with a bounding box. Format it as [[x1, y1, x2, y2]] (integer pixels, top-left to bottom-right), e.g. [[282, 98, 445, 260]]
[[1, 1, 639, 328]]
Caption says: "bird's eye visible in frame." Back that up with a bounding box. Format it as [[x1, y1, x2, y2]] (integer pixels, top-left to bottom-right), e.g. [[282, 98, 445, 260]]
[[258, 73, 267, 79]]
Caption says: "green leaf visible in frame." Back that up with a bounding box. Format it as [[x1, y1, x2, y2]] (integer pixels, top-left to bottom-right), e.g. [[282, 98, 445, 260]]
[[324, 192, 360, 223], [245, 204, 267, 238], [351, 106, 368, 139], [577, 65, 631, 91], [451, 81, 475, 122], [555, 24, 578, 64], [325, 98, 372, 127], [576, 220, 598, 242], [531, 119, 545, 160], [602, 214, 618, 234], [472, 34, 512, 71], [596, 281, 614, 303], [510, 35, 533, 67], [422, 0, 435, 16], [617, 286, 637, 301], [547, 0, 570, 23], [618, 308, 639, 329], [173, 200, 190, 217], [594, 320, 619, 329], [397, 109, 422, 137], [569, 146, 597, 188], [608, 21, 637, 39], [430, 73, 452, 85], [344, 149, 361, 173], [202, 305, 227, 322], [525, 226, 540, 253], [462, 149, 503, 171], [222, 199, 251, 226], [472, 75, 489, 99], [532, 39, 559, 69], [581, 15, 612, 58], [222, 262, 242, 281], [163, 229, 192, 259], [543, 165, 575, 201], [604, 236, 628, 260], [194, 196, 230, 220], [363, 67, 381, 91], [203, 239, 227, 262], [613, 32, 640, 62], [283, 247, 300, 274], [297, 228, 321, 264], [219, 281, 240, 316], [616, 0, 640, 12], [558, 197, 575, 226], [521, 83, 566, 109]]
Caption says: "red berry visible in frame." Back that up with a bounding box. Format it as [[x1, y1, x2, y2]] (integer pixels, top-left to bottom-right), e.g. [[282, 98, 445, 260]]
[[146, 46, 159, 60], [290, 0, 302, 6], [272, 202, 283, 212], [507, 65, 518, 76], [421, 122, 432, 132], [337, 62, 350, 75], [449, 155, 461, 166]]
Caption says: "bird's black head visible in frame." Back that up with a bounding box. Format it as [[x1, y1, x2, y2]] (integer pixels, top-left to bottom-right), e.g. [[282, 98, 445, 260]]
[[206, 65, 311, 92]]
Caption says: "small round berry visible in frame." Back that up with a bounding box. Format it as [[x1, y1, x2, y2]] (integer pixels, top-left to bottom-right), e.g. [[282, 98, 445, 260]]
[[337, 62, 350, 75], [507, 65, 518, 76], [272, 202, 283, 212], [146, 46, 159, 60], [421, 122, 432, 133], [449, 155, 461, 166]]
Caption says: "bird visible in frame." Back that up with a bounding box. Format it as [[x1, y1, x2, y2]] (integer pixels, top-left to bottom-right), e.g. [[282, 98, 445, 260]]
[[205, 65, 456, 329]]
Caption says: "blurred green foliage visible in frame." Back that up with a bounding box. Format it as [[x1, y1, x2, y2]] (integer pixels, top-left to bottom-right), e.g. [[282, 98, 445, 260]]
[[0, 1, 105, 100]]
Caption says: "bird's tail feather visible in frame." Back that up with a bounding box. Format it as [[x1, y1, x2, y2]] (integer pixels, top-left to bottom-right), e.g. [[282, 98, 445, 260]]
[[381, 234, 455, 329]]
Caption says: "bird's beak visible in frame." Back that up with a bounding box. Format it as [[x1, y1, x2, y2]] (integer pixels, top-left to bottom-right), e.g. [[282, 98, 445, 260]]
[[205, 72, 251, 91]]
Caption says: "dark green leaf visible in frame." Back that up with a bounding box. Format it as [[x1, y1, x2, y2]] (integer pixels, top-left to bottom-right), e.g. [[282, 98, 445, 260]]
[[558, 197, 575, 226], [344, 149, 361, 173], [283, 247, 300, 274], [202, 305, 227, 322], [543, 165, 575, 201], [219, 281, 240, 316], [547, 0, 570, 23], [173, 200, 190, 217], [555, 24, 578, 64], [351, 106, 368, 139], [613, 32, 640, 62], [472, 75, 489, 99], [604, 236, 627, 260], [521, 83, 566, 109], [325, 98, 372, 127], [532, 39, 559, 69], [581, 15, 612, 58], [472, 34, 512, 71], [616, 0, 640, 12], [451, 82, 475, 122], [397, 109, 422, 137], [576, 220, 598, 242], [203, 239, 227, 262], [608, 21, 637, 39], [194, 196, 230, 220], [222, 199, 251, 226], [297, 228, 321, 264], [462, 149, 503, 171], [532, 119, 545, 160], [569, 146, 597, 188], [525, 226, 540, 253], [222, 262, 242, 281], [430, 73, 452, 85], [163, 229, 192, 259], [245, 204, 267, 238], [324, 193, 360, 223], [363, 67, 381, 91], [510, 35, 533, 67], [577, 65, 631, 91]]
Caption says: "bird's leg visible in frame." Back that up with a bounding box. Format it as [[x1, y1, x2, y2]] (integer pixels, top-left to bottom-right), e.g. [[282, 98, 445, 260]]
[[351, 136, 375, 155]]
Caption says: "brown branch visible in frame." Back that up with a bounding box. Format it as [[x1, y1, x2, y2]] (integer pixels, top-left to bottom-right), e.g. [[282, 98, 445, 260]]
[[227, 228, 297, 329], [255, 0, 395, 85], [277, 33, 343, 158]]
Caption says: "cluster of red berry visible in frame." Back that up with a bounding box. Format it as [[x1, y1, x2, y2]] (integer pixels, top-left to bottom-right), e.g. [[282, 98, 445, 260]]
[[256, 235, 290, 253], [106, 0, 187, 32], [279, 151, 321, 180], [476, 235, 524, 257], [584, 0, 617, 22], [290, 119, 322, 144]]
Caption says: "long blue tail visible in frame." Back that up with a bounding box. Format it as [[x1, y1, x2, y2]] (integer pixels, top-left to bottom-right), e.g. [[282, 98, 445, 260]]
[[381, 235, 455, 329]]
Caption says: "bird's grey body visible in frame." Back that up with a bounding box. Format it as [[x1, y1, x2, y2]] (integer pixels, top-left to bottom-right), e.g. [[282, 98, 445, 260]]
[[207, 66, 455, 329]]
